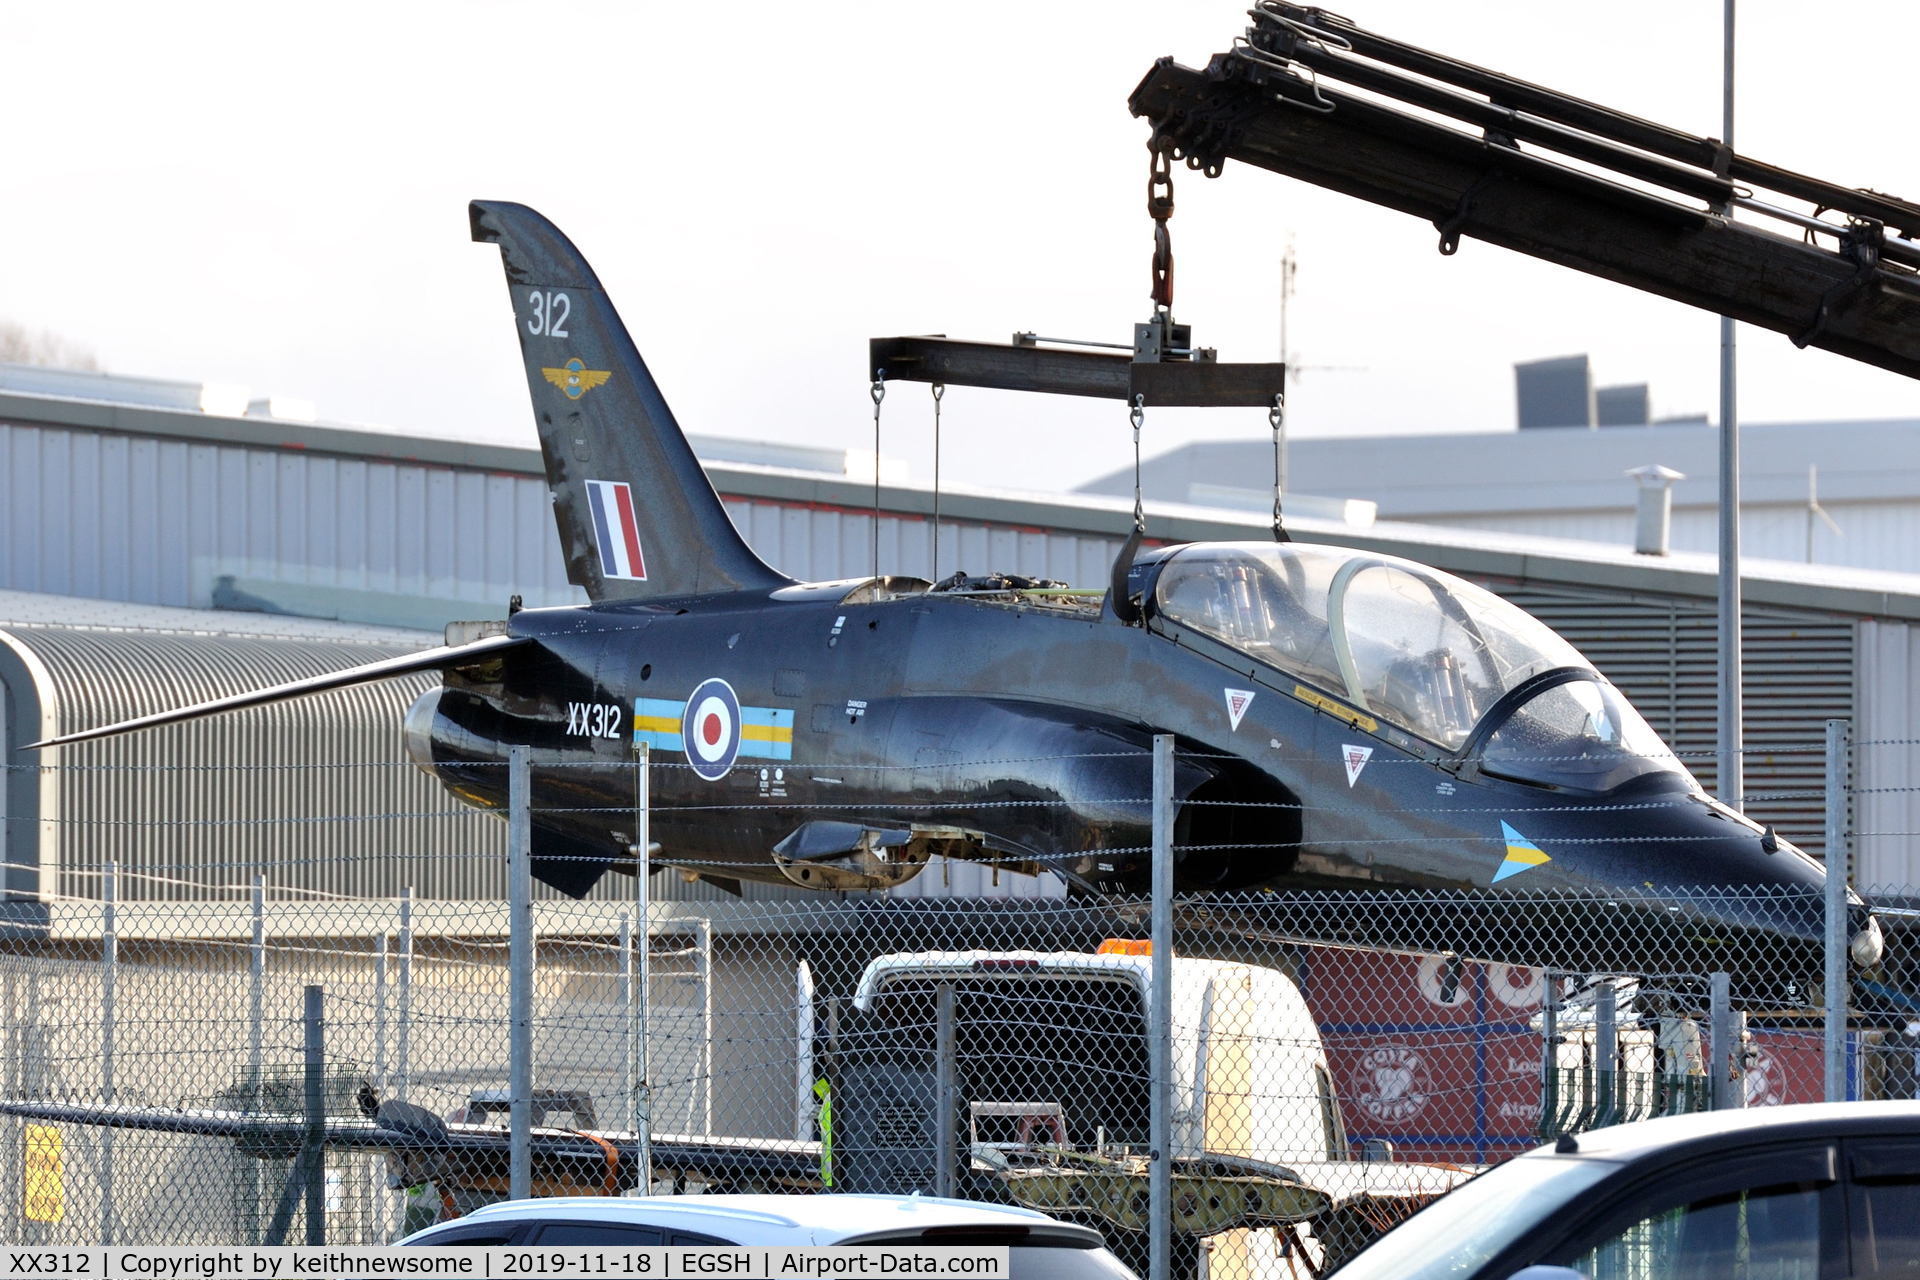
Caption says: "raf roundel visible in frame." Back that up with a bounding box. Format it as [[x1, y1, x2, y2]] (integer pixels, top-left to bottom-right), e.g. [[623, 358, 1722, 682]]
[[681, 678, 743, 781]]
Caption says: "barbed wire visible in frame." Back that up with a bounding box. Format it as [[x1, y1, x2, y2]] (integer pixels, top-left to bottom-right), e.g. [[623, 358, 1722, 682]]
[[16, 733, 1920, 781]]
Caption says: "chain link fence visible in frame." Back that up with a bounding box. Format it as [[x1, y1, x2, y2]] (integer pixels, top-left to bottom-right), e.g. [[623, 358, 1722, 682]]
[[2, 731, 1915, 1278]]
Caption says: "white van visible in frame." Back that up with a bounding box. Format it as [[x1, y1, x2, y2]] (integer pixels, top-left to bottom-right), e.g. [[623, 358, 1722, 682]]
[[829, 945, 1469, 1277]]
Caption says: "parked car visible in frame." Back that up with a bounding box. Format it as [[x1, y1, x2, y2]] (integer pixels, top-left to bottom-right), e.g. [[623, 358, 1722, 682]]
[[399, 1192, 1139, 1278], [1332, 1100, 1920, 1279]]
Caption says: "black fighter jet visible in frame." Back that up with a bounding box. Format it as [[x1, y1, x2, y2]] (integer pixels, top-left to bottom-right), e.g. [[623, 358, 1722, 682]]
[[30, 201, 1882, 983]]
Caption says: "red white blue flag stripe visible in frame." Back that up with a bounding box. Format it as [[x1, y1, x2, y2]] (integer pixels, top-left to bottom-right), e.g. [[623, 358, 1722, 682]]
[[584, 479, 647, 580]]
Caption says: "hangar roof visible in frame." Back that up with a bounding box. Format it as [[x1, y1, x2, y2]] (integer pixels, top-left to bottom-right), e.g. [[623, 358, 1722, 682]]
[[0, 588, 437, 644], [0, 593, 493, 903], [1078, 418, 1920, 519]]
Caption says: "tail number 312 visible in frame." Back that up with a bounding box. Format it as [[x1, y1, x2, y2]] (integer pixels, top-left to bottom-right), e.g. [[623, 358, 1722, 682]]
[[527, 290, 571, 338]]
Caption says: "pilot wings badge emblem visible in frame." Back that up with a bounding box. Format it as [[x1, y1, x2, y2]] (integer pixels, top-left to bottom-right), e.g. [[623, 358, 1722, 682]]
[[541, 358, 613, 400]]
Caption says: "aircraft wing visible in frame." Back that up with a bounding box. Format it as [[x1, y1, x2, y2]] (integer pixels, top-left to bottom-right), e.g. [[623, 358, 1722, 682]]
[[23, 633, 529, 750]]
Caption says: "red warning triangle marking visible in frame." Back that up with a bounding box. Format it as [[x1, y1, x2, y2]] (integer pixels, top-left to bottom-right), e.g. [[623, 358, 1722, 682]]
[[1224, 688, 1255, 731], [1342, 743, 1373, 787]]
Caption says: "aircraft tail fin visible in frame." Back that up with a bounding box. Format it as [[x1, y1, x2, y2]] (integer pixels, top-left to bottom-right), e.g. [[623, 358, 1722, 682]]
[[470, 201, 792, 602]]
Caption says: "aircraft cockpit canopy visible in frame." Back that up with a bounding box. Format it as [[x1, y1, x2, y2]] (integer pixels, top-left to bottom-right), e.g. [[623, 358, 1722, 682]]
[[1151, 543, 1687, 792]]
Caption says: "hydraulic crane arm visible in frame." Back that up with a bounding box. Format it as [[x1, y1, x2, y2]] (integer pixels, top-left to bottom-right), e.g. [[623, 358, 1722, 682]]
[[1128, 3, 1920, 381]]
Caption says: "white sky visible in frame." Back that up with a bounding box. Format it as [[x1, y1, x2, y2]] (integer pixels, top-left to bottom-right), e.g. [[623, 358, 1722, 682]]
[[4, 1, 1916, 493]]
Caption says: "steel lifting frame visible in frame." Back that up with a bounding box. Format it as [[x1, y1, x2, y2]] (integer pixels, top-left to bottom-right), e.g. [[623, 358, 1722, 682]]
[[867, 328, 1287, 408]]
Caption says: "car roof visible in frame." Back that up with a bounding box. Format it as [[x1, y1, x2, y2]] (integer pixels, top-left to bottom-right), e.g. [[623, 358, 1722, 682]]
[[1525, 1100, 1920, 1165], [456, 1193, 1070, 1243]]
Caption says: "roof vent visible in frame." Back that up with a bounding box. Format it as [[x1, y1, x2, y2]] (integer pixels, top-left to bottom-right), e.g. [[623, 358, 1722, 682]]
[[196, 381, 251, 417], [1627, 464, 1684, 556]]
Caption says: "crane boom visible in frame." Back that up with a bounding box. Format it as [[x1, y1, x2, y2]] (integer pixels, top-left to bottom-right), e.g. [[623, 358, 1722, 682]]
[[1128, 3, 1920, 381]]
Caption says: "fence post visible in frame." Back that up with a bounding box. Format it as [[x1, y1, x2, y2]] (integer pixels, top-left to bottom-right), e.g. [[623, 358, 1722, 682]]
[[935, 982, 956, 1198], [1539, 973, 1560, 1137], [508, 745, 534, 1201], [698, 916, 714, 1137], [392, 887, 414, 1241], [1, 967, 11, 1235], [263, 986, 328, 1247], [1710, 973, 1744, 1109], [634, 742, 653, 1193], [1594, 979, 1617, 1127], [1824, 718, 1851, 1103], [251, 874, 266, 1103], [620, 915, 635, 1131], [375, 935, 388, 1095], [1149, 734, 1174, 1280], [21, 973, 45, 1247], [397, 887, 413, 1105], [304, 984, 326, 1245], [101, 862, 117, 1246]]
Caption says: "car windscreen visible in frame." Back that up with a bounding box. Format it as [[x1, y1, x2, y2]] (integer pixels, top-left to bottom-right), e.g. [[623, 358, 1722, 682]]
[[1329, 1153, 1619, 1280]]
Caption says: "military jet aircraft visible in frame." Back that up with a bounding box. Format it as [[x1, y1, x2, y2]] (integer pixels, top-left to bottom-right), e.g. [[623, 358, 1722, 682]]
[[28, 200, 1882, 983]]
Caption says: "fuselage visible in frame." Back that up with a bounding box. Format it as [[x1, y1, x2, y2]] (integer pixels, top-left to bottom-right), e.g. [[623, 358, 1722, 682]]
[[402, 546, 1867, 985]]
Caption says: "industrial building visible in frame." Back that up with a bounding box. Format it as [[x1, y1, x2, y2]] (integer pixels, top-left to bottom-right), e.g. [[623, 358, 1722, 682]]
[[5, 365, 1920, 897], [1084, 416, 1920, 573], [1080, 356, 1920, 574]]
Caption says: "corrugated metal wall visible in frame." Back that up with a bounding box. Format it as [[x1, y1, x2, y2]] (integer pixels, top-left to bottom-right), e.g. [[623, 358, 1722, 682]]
[[2, 420, 580, 615], [1857, 621, 1920, 889], [1411, 502, 1899, 571], [2, 417, 1129, 619], [722, 496, 1120, 588]]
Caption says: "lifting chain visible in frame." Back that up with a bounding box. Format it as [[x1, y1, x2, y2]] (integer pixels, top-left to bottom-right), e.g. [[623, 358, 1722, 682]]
[[930, 383, 945, 582], [1130, 394, 1147, 534], [870, 375, 886, 581], [1268, 392, 1291, 543], [1149, 142, 1176, 313], [1107, 394, 1151, 626]]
